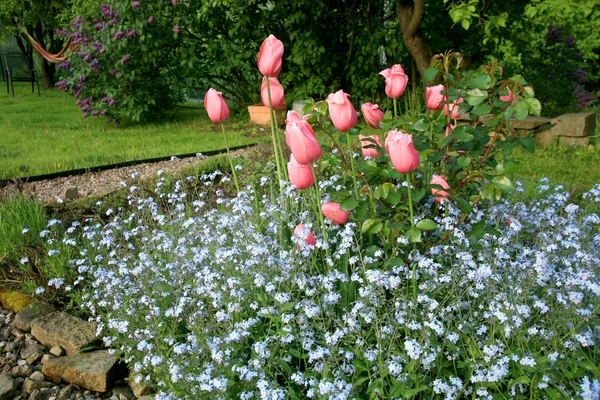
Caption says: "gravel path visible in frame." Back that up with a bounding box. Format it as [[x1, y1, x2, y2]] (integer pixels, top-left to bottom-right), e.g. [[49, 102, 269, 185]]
[[0, 147, 254, 204]]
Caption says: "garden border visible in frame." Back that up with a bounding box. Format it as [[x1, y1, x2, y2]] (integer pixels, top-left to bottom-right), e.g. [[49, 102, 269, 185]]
[[0, 143, 257, 188]]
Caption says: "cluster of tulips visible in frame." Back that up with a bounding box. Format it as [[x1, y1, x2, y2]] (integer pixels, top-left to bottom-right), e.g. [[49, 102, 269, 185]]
[[203, 34, 519, 246]]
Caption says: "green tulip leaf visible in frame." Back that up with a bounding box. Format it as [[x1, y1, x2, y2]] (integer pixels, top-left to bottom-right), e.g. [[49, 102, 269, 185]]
[[519, 137, 535, 153], [416, 219, 438, 231], [457, 198, 473, 214], [412, 119, 429, 132], [362, 219, 383, 234], [495, 159, 520, 175], [340, 196, 359, 211]]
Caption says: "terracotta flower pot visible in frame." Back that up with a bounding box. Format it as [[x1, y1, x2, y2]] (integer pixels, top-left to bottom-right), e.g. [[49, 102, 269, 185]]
[[248, 103, 287, 126]]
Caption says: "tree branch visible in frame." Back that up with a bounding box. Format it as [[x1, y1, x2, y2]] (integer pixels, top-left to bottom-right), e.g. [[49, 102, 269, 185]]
[[406, 0, 425, 38]]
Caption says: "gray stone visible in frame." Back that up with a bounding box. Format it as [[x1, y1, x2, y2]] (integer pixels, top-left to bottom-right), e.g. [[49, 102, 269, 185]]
[[137, 397, 156, 400], [30, 371, 45, 381], [56, 385, 74, 400], [13, 302, 56, 332], [22, 378, 54, 394], [31, 312, 97, 356], [29, 388, 56, 400], [18, 359, 28, 366], [552, 112, 596, 137], [478, 115, 551, 130], [11, 364, 34, 377], [534, 129, 555, 148], [559, 136, 590, 147], [42, 350, 118, 393], [64, 187, 80, 201], [126, 371, 154, 398], [0, 374, 17, 400], [41, 354, 56, 365], [111, 386, 133, 400], [21, 342, 46, 364], [6, 340, 22, 352], [49, 346, 64, 357]]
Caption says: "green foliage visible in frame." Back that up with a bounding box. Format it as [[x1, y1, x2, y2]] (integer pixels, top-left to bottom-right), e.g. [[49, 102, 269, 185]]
[[0, 195, 47, 266]]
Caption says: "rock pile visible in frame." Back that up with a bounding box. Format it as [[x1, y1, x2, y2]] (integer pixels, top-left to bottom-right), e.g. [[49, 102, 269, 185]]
[[0, 304, 155, 400]]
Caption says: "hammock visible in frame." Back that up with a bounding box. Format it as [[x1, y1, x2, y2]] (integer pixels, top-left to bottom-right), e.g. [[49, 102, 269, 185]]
[[24, 32, 73, 63]]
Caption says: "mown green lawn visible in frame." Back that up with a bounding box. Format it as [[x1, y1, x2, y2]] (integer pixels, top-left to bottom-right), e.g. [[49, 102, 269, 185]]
[[0, 84, 269, 179], [1, 83, 599, 195]]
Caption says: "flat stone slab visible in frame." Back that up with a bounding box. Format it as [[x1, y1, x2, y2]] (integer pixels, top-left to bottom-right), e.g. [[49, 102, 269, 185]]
[[13, 301, 56, 332], [559, 136, 590, 147], [42, 350, 118, 392], [31, 312, 97, 356], [0, 374, 16, 400], [478, 115, 551, 130], [552, 112, 596, 137]]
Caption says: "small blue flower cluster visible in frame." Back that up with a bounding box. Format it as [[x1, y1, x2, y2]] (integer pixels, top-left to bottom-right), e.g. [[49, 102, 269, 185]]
[[45, 175, 600, 399]]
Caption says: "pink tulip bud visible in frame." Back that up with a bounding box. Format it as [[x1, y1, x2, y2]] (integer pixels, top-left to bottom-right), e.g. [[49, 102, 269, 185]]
[[444, 97, 464, 120], [361, 102, 384, 129], [430, 175, 451, 202], [326, 90, 357, 132], [359, 135, 383, 158], [258, 34, 284, 78], [445, 123, 455, 137], [287, 154, 315, 190], [285, 117, 321, 165], [385, 130, 420, 174], [425, 84, 446, 110], [379, 64, 408, 99], [321, 202, 350, 225], [500, 88, 518, 108], [204, 88, 230, 124], [261, 77, 285, 109], [294, 224, 316, 246]]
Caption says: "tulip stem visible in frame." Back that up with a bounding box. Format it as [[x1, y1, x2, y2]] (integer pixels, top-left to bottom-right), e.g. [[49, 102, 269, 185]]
[[220, 123, 240, 194], [265, 77, 284, 189], [393, 98, 398, 118], [311, 165, 329, 257], [406, 172, 415, 227], [346, 132, 359, 199]]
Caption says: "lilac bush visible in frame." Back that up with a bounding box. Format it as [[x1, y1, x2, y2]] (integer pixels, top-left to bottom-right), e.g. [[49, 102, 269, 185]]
[[43, 171, 600, 399]]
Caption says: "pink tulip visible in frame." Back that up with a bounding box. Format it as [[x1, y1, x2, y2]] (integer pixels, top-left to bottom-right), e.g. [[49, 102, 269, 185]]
[[285, 118, 321, 165], [425, 84, 446, 110], [500, 88, 518, 107], [444, 97, 464, 120], [361, 102, 384, 129], [359, 135, 383, 158], [293, 224, 316, 246], [288, 154, 315, 190], [258, 34, 284, 78], [321, 202, 350, 225], [430, 175, 451, 202], [379, 64, 408, 99], [385, 129, 420, 174], [326, 90, 358, 132], [204, 88, 229, 124], [445, 123, 455, 137], [261, 77, 285, 109]]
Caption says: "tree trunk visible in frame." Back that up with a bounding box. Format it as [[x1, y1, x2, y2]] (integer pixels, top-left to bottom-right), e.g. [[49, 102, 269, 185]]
[[15, 35, 34, 72], [34, 23, 56, 89], [396, 0, 433, 79]]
